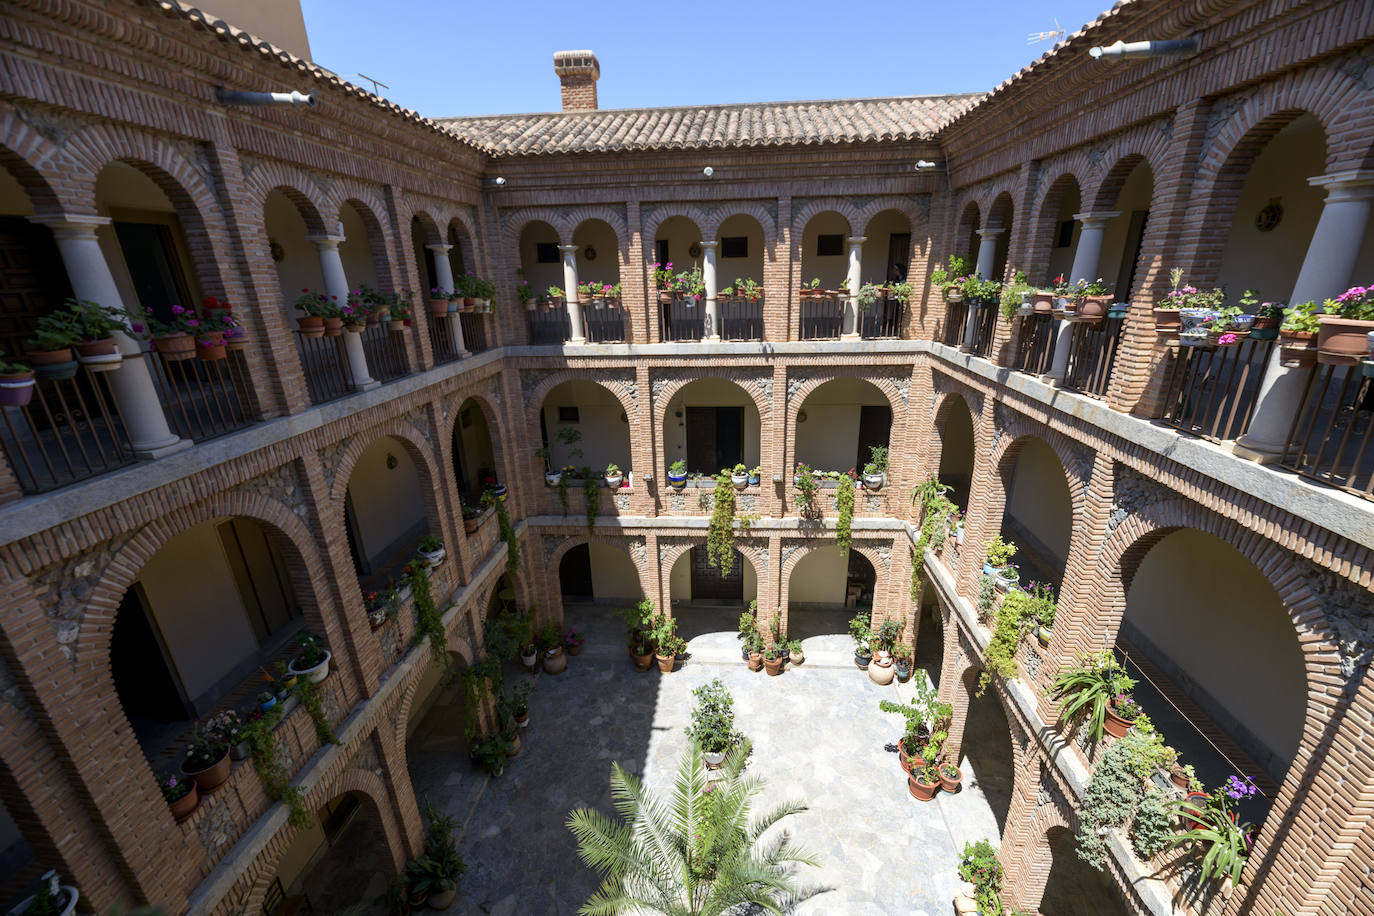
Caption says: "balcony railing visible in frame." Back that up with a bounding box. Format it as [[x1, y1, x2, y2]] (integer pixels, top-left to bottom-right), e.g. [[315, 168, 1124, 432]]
[[0, 365, 136, 494], [296, 332, 356, 405], [148, 347, 256, 442], [528, 300, 569, 345], [359, 323, 410, 383], [428, 315, 463, 365], [1062, 315, 1127, 399], [1160, 336, 1277, 443], [659, 294, 705, 342], [460, 312, 490, 353], [858, 292, 906, 339], [1281, 360, 1374, 500], [941, 297, 969, 348], [800, 294, 843, 340], [718, 295, 764, 341], [584, 300, 627, 343], [527, 298, 624, 344], [1014, 313, 1055, 376]]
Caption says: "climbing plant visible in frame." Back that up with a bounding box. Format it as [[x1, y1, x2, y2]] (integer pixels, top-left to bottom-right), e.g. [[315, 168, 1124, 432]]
[[294, 676, 337, 748], [909, 476, 956, 600], [557, 473, 571, 516], [977, 589, 1032, 696], [408, 561, 453, 679], [706, 472, 737, 576], [241, 705, 309, 828], [835, 473, 855, 555], [484, 491, 520, 572], [583, 476, 600, 532]]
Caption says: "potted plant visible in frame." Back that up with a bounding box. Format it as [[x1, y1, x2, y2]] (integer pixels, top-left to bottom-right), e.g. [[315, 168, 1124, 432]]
[[939, 758, 963, 793], [729, 462, 750, 489], [787, 639, 804, 667], [1279, 301, 1321, 367], [428, 287, 452, 318], [1050, 649, 1137, 742], [461, 500, 481, 534], [685, 677, 741, 768], [619, 598, 657, 670], [747, 465, 762, 486], [849, 611, 873, 669], [908, 760, 941, 801], [518, 277, 534, 311], [0, 350, 35, 407], [667, 459, 688, 489], [604, 463, 624, 488], [651, 613, 683, 673], [893, 643, 913, 682], [161, 772, 199, 821], [8, 871, 79, 916], [868, 618, 901, 685], [519, 639, 538, 669], [862, 445, 889, 490], [560, 628, 584, 656], [180, 719, 231, 792], [982, 535, 1019, 591], [1028, 582, 1057, 647], [67, 298, 128, 367], [24, 307, 82, 378], [417, 535, 445, 568], [1073, 278, 1113, 319], [762, 641, 785, 676], [539, 622, 567, 674], [1318, 286, 1374, 363], [1163, 777, 1257, 889], [287, 631, 331, 683], [793, 462, 819, 510], [294, 290, 331, 336]]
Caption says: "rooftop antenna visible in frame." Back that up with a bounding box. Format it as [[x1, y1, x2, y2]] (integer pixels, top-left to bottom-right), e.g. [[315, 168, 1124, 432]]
[[356, 72, 389, 95], [1028, 18, 1065, 45]]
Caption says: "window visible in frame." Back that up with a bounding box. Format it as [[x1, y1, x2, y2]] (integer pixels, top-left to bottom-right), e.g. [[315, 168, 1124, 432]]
[[655, 239, 669, 265], [721, 236, 748, 258], [1055, 220, 1075, 249], [558, 406, 580, 423], [816, 234, 843, 257], [536, 242, 559, 263]]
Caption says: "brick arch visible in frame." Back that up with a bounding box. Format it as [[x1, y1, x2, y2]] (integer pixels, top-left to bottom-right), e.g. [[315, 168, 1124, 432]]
[[445, 208, 483, 270], [526, 372, 639, 430], [64, 124, 238, 301], [986, 191, 1015, 233], [335, 192, 400, 291], [988, 421, 1090, 520], [952, 199, 981, 261], [652, 373, 770, 479], [410, 210, 443, 245], [243, 160, 332, 237], [932, 389, 978, 470], [790, 198, 861, 236], [1086, 147, 1159, 215], [640, 205, 710, 251], [505, 208, 572, 248], [443, 389, 515, 505], [568, 207, 629, 251], [548, 534, 652, 599], [0, 108, 65, 215], [857, 199, 921, 236], [391, 630, 476, 755], [659, 536, 768, 612], [777, 538, 886, 625], [787, 372, 906, 427], [702, 202, 778, 249]]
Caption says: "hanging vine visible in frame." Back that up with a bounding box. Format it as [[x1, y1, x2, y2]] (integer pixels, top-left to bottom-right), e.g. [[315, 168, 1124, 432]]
[[486, 492, 520, 572], [241, 706, 310, 828], [557, 475, 571, 516], [835, 474, 855, 555], [909, 475, 955, 600], [706, 473, 737, 576], [408, 561, 453, 679], [293, 677, 338, 747], [583, 478, 600, 531]]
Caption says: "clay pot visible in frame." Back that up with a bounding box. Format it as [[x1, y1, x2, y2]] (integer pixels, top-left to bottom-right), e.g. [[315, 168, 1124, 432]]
[[0, 371, 36, 408], [907, 770, 940, 801], [566, 641, 583, 656], [75, 337, 119, 361], [1170, 765, 1191, 790], [323, 317, 343, 337], [763, 654, 784, 676], [1032, 291, 1055, 314], [1279, 330, 1317, 367], [1317, 316, 1374, 364], [655, 652, 676, 674], [463, 515, 480, 534], [168, 782, 199, 821], [197, 336, 227, 361], [1078, 295, 1111, 319], [868, 656, 895, 686], [1103, 704, 1133, 739], [297, 316, 325, 338], [789, 648, 804, 666], [1152, 308, 1181, 332], [631, 648, 654, 671], [387, 319, 405, 331], [26, 347, 74, 368], [428, 299, 450, 318], [154, 333, 197, 361], [543, 646, 567, 674], [505, 733, 521, 757], [181, 750, 231, 793], [747, 651, 763, 671], [939, 766, 963, 793]]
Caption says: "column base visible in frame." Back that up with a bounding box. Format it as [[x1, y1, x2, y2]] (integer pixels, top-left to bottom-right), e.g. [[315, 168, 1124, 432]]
[[457, 350, 471, 359], [134, 436, 193, 461], [1231, 438, 1287, 465], [840, 332, 861, 341], [567, 336, 586, 345], [704, 334, 721, 343], [1039, 373, 1065, 385], [353, 379, 381, 392]]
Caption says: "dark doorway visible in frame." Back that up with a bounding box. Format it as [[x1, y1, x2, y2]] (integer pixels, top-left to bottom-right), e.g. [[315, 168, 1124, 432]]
[[685, 406, 743, 473], [855, 405, 892, 470], [1115, 210, 1149, 302], [885, 233, 911, 283], [343, 494, 367, 577], [218, 519, 298, 642], [689, 546, 743, 602], [560, 544, 594, 600], [112, 221, 191, 319], [0, 217, 73, 357], [111, 584, 190, 727]]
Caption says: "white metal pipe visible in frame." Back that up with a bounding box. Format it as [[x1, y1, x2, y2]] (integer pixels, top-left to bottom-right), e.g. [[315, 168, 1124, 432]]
[[1089, 38, 1199, 60], [215, 89, 316, 108]]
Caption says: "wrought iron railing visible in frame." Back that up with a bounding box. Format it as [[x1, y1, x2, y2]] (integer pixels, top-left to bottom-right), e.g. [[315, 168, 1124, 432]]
[[584, 300, 627, 343], [528, 299, 569, 345], [1015, 314, 1056, 376], [858, 292, 906, 339], [296, 332, 356, 405], [719, 295, 764, 341], [800, 294, 843, 340], [1281, 361, 1374, 500], [941, 299, 968, 347], [359, 323, 409, 383], [428, 315, 463, 365], [659, 294, 705, 342], [1062, 316, 1127, 399], [1160, 337, 1277, 443], [0, 364, 136, 494], [148, 348, 255, 442], [460, 312, 490, 353]]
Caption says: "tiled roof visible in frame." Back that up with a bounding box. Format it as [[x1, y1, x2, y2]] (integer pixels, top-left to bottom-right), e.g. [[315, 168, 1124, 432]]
[[438, 94, 984, 157], [147, 1, 490, 153]]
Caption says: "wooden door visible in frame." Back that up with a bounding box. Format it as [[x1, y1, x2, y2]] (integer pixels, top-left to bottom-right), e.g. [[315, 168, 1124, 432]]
[[689, 545, 743, 602]]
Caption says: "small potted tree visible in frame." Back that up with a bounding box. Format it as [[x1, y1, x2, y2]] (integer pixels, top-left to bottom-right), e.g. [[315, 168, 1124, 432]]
[[861, 445, 889, 490], [849, 611, 873, 669], [737, 603, 762, 668], [982, 535, 1019, 591], [893, 643, 913, 682], [417, 535, 445, 568], [651, 613, 684, 673], [287, 631, 331, 684], [667, 459, 688, 489], [685, 677, 742, 768], [868, 617, 901, 686], [619, 598, 657, 671], [729, 463, 750, 489], [762, 640, 785, 676]]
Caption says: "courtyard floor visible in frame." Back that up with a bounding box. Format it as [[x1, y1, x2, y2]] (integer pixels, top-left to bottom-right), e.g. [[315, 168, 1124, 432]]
[[405, 604, 1013, 915]]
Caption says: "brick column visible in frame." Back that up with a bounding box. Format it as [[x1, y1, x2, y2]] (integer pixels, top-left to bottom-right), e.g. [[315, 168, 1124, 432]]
[[776, 196, 794, 341], [382, 185, 431, 373], [625, 200, 649, 344]]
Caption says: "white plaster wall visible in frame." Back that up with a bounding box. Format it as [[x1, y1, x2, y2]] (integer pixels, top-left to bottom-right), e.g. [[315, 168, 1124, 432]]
[[939, 398, 976, 500], [800, 211, 850, 291], [795, 378, 890, 473], [541, 381, 631, 472], [265, 190, 325, 313], [409, 218, 434, 292], [589, 543, 642, 600], [1125, 529, 1305, 763], [275, 816, 327, 894], [717, 214, 765, 286], [1096, 162, 1154, 297], [1003, 438, 1072, 563], [0, 166, 34, 215], [338, 203, 377, 291], [663, 379, 761, 472], [654, 216, 704, 276], [138, 519, 259, 700], [405, 655, 447, 740], [95, 163, 201, 313], [1216, 115, 1325, 303], [789, 548, 849, 605], [519, 222, 562, 297], [573, 220, 620, 288], [861, 210, 913, 284], [1045, 185, 1082, 285], [347, 436, 426, 567], [455, 400, 497, 495]]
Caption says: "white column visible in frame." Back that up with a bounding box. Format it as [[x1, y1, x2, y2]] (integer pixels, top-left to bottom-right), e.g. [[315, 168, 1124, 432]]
[[1235, 171, 1374, 460], [427, 243, 468, 356], [308, 234, 376, 390], [974, 224, 1004, 282], [31, 216, 188, 458], [560, 244, 585, 344], [1043, 211, 1119, 382], [702, 240, 720, 341], [842, 236, 865, 339]]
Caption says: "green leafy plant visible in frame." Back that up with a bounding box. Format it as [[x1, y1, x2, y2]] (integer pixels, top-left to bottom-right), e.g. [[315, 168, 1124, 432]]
[[482, 490, 520, 571], [1330, 285, 1374, 321], [976, 574, 996, 621], [706, 472, 737, 576], [863, 445, 889, 477], [1281, 301, 1321, 333], [685, 678, 745, 754], [793, 462, 819, 514], [737, 601, 762, 655], [417, 534, 443, 553], [999, 269, 1032, 319], [958, 839, 1003, 916], [835, 473, 855, 555], [1076, 734, 1143, 868], [407, 561, 451, 678], [977, 589, 1033, 696], [1163, 777, 1257, 886], [240, 706, 310, 827], [293, 675, 338, 749], [583, 474, 600, 531], [909, 476, 956, 600], [1131, 789, 1172, 860], [618, 598, 658, 655], [848, 611, 872, 656], [26, 307, 83, 352], [984, 534, 1017, 570], [1050, 650, 1137, 743]]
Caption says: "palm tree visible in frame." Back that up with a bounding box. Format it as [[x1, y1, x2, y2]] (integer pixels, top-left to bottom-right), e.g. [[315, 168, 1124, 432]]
[[566, 740, 825, 915]]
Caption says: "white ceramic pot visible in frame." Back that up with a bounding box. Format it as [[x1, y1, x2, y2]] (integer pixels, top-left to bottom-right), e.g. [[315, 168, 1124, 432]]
[[868, 656, 896, 686], [545, 471, 562, 487], [418, 546, 446, 568], [520, 649, 537, 669], [605, 474, 623, 489], [862, 473, 885, 490], [287, 650, 331, 684], [703, 750, 726, 768], [7, 884, 78, 916], [730, 474, 749, 489]]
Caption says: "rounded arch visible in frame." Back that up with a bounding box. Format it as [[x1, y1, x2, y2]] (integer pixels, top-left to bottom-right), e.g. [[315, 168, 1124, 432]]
[[860, 208, 915, 285], [336, 195, 397, 292], [703, 202, 777, 249], [934, 391, 977, 510], [791, 376, 896, 474], [571, 217, 624, 287], [1029, 172, 1083, 286], [554, 536, 650, 612], [515, 218, 565, 300], [953, 199, 981, 262], [664, 539, 763, 606], [447, 391, 511, 503], [779, 540, 881, 642], [994, 434, 1075, 587], [0, 120, 64, 216], [536, 378, 634, 474], [410, 209, 443, 245], [988, 421, 1090, 522], [654, 374, 769, 477], [789, 198, 861, 236], [506, 208, 571, 248], [567, 207, 629, 249], [641, 206, 710, 252], [339, 432, 439, 581], [715, 211, 770, 289]]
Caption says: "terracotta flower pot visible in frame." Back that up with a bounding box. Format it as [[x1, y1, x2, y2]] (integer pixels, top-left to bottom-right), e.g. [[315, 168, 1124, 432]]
[[655, 652, 676, 674], [387, 319, 405, 331], [168, 781, 199, 821], [1170, 766, 1191, 790], [1032, 291, 1056, 314], [1317, 316, 1374, 365], [297, 316, 325, 338], [939, 766, 963, 793], [26, 348, 74, 367], [747, 651, 763, 671], [1103, 704, 1132, 739], [631, 648, 654, 671], [154, 333, 196, 361], [197, 334, 227, 361], [1079, 295, 1111, 319], [181, 750, 231, 793], [75, 337, 119, 361], [1280, 329, 1317, 367], [323, 317, 343, 337], [763, 654, 784, 676], [463, 516, 480, 534], [898, 740, 925, 773], [907, 770, 940, 801], [1152, 308, 1181, 332], [428, 299, 450, 318]]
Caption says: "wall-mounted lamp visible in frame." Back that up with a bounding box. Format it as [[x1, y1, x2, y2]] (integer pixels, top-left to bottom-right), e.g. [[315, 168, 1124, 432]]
[[1089, 37, 1199, 60], [702, 166, 715, 178], [484, 177, 507, 188], [797, 410, 808, 423], [914, 160, 942, 171], [385, 452, 398, 470]]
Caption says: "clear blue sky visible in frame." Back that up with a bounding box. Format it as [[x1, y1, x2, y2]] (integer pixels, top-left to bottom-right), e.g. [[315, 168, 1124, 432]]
[[299, 0, 1114, 117]]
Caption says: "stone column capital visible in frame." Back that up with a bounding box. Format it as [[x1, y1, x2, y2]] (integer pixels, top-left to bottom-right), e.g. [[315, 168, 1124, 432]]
[[1309, 170, 1374, 202], [557, 244, 580, 254], [305, 234, 347, 249], [846, 235, 867, 246], [700, 239, 719, 249], [976, 225, 1006, 239], [425, 243, 454, 254], [1072, 211, 1120, 227], [29, 214, 111, 238]]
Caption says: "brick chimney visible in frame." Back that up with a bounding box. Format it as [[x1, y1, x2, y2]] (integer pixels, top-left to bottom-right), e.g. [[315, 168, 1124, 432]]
[[553, 50, 599, 111]]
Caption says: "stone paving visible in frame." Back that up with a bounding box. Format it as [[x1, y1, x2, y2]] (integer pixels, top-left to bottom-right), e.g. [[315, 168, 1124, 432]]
[[406, 604, 1013, 915]]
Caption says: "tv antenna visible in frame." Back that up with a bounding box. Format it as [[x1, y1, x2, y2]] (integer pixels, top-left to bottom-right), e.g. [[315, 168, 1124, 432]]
[[357, 72, 389, 95], [1027, 18, 1065, 45]]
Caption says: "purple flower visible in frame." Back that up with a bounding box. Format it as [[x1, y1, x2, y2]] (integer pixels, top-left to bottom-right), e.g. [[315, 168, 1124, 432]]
[[131, 323, 144, 333], [171, 304, 185, 314]]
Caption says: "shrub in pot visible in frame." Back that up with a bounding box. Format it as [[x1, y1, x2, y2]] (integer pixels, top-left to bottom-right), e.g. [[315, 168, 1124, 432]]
[[685, 677, 743, 768], [849, 611, 873, 669], [729, 462, 749, 489], [667, 458, 688, 488], [161, 771, 199, 821], [762, 642, 785, 676], [287, 631, 331, 683], [417, 534, 446, 568], [24, 307, 82, 379], [604, 462, 624, 489], [737, 603, 761, 666], [68, 297, 129, 367], [861, 445, 889, 490], [0, 350, 35, 408], [180, 720, 231, 792], [564, 628, 584, 656], [1050, 649, 1137, 743], [907, 760, 941, 801], [939, 759, 963, 793], [787, 639, 804, 666], [982, 535, 1020, 591], [651, 613, 684, 673], [619, 598, 658, 671]]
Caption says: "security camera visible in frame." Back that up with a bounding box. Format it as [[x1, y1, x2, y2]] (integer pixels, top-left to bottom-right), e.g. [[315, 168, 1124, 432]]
[[703, 166, 714, 177], [914, 160, 937, 171], [493, 177, 507, 186]]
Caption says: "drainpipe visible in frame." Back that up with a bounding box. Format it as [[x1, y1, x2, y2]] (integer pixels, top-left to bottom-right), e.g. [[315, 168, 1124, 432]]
[[1088, 38, 1199, 60], [215, 89, 317, 108]]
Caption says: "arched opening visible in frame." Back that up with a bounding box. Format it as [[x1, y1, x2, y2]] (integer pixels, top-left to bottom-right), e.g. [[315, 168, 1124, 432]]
[[520, 219, 567, 343], [337, 199, 406, 382], [406, 650, 472, 806], [937, 395, 975, 510], [1095, 160, 1154, 302], [1119, 529, 1303, 809], [668, 545, 757, 642], [410, 213, 439, 294], [959, 667, 1014, 835], [573, 218, 625, 342], [663, 378, 761, 476], [452, 397, 498, 506], [955, 201, 981, 264], [860, 209, 913, 338], [1040, 175, 1082, 286], [785, 548, 876, 655], [655, 216, 705, 342], [337, 200, 381, 291], [266, 790, 395, 914], [538, 380, 632, 485], [798, 211, 850, 340], [986, 193, 1015, 281], [794, 378, 891, 478], [343, 436, 429, 585], [265, 187, 326, 313], [717, 213, 766, 340], [1037, 825, 1131, 916], [446, 218, 474, 278], [998, 438, 1072, 591], [559, 542, 641, 606], [915, 576, 944, 681], [110, 517, 307, 759]]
